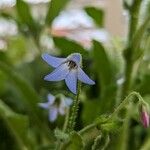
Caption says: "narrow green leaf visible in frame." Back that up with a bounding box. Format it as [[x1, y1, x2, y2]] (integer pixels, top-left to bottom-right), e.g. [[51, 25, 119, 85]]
[[0, 61, 40, 110], [53, 36, 88, 55], [0, 61, 53, 140], [0, 99, 29, 149], [92, 40, 117, 113], [45, 0, 70, 26], [16, 0, 40, 38], [92, 40, 114, 91], [85, 7, 104, 27]]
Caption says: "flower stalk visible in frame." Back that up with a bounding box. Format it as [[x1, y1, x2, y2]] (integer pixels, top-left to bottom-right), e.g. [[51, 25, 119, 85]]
[[67, 81, 81, 133], [79, 92, 145, 135], [121, 0, 142, 99]]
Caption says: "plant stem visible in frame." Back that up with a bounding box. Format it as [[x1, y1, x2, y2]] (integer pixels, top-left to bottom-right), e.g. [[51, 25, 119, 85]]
[[67, 81, 81, 133], [79, 123, 96, 135], [63, 108, 70, 132], [128, 0, 142, 42], [79, 92, 144, 135], [121, 0, 142, 99]]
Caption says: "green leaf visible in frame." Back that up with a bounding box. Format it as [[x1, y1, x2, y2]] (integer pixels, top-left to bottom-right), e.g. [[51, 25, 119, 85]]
[[62, 132, 84, 150], [136, 73, 150, 95], [0, 12, 15, 20], [92, 40, 113, 88], [95, 116, 122, 133], [85, 7, 104, 27], [45, 0, 70, 26], [0, 61, 40, 110], [82, 100, 102, 125], [0, 99, 29, 149], [16, 0, 40, 37], [0, 70, 7, 95], [0, 61, 53, 140], [6, 36, 27, 64], [100, 121, 122, 133], [53, 36, 88, 55], [92, 40, 117, 113]]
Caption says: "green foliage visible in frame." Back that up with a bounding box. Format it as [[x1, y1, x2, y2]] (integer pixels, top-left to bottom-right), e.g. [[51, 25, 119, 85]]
[[16, 0, 41, 40], [62, 132, 84, 150], [85, 6, 104, 27], [45, 0, 70, 26], [92, 40, 117, 112], [54, 128, 69, 142], [0, 0, 150, 149], [0, 61, 53, 142], [92, 134, 110, 150], [0, 99, 29, 149], [95, 115, 122, 133], [92, 40, 114, 90], [53, 36, 88, 55], [6, 36, 27, 64]]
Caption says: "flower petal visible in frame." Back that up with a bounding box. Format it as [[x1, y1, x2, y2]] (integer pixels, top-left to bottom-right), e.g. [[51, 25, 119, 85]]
[[67, 53, 81, 65], [44, 63, 69, 81], [47, 93, 55, 105], [59, 107, 65, 115], [42, 53, 66, 68], [49, 107, 58, 122], [60, 98, 66, 108], [38, 102, 49, 109], [65, 70, 77, 94], [65, 98, 73, 106], [78, 67, 95, 85]]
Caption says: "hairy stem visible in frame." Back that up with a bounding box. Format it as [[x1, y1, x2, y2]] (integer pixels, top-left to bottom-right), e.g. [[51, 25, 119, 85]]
[[67, 81, 81, 133], [79, 92, 144, 135], [121, 0, 142, 99]]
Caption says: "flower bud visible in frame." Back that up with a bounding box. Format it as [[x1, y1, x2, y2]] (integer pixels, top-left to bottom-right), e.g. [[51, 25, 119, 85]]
[[139, 105, 149, 128]]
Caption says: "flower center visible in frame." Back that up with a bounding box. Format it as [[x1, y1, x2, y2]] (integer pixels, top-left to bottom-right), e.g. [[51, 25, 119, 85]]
[[68, 60, 77, 70]]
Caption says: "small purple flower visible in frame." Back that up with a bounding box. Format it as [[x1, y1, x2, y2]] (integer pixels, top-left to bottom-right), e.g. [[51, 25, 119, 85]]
[[38, 93, 72, 122], [42, 53, 95, 94], [140, 105, 150, 128]]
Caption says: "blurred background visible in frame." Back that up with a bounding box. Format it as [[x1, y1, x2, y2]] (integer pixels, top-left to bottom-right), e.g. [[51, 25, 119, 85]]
[[0, 0, 150, 150]]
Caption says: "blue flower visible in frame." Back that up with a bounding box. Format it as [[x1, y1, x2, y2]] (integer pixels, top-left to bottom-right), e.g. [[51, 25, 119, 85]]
[[38, 93, 72, 122], [42, 53, 95, 94]]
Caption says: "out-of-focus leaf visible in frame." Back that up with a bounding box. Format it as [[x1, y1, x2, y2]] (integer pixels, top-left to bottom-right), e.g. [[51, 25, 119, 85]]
[[92, 40, 117, 113], [0, 61, 53, 140], [16, 0, 40, 38], [62, 132, 84, 150], [85, 7, 104, 27], [82, 100, 101, 125], [95, 115, 122, 133], [0, 61, 40, 110], [0, 12, 15, 20], [136, 74, 150, 95], [92, 40, 113, 89], [131, 16, 150, 61], [0, 70, 7, 95], [53, 36, 88, 55], [45, 0, 70, 26], [99, 121, 122, 133], [0, 99, 29, 149], [7, 36, 27, 64]]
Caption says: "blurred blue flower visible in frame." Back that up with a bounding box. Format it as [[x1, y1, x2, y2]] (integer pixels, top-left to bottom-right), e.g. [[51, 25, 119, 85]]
[[38, 93, 72, 122], [42, 53, 95, 94]]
